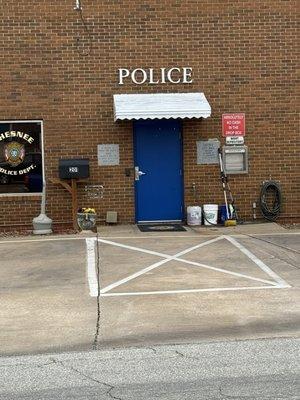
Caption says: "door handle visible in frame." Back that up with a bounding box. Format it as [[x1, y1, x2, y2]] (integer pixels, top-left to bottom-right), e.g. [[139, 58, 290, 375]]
[[135, 166, 146, 181]]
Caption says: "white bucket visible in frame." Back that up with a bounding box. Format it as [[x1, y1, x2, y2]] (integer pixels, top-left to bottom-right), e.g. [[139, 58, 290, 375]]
[[187, 206, 202, 226], [203, 204, 218, 226]]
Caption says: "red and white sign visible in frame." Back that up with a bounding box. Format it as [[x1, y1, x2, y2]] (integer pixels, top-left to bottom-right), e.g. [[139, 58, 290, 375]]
[[222, 113, 245, 137]]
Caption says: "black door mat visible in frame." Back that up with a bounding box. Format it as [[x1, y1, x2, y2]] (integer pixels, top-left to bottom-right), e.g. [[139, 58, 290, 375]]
[[138, 224, 186, 232]]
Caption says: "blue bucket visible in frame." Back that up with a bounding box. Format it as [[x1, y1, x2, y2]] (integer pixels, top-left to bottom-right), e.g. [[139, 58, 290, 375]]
[[220, 205, 229, 224]]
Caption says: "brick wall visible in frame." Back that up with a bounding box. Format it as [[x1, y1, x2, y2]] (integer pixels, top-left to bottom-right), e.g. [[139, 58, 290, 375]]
[[0, 1, 299, 230]]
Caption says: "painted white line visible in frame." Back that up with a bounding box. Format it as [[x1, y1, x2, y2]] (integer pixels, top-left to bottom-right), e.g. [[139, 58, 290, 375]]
[[172, 236, 226, 256], [99, 236, 224, 259], [173, 258, 278, 286], [100, 254, 276, 294], [0, 231, 298, 245], [86, 238, 99, 297], [100, 257, 174, 294], [100, 235, 277, 294], [97, 232, 300, 239], [99, 235, 209, 239], [98, 238, 171, 258], [100, 235, 201, 239], [101, 285, 284, 297], [0, 236, 92, 245], [224, 236, 291, 288], [243, 232, 300, 236], [100, 237, 224, 294], [98, 236, 225, 258]]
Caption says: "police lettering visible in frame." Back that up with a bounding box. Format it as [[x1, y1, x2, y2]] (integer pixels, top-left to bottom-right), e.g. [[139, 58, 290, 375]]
[[118, 67, 193, 85], [0, 164, 36, 175]]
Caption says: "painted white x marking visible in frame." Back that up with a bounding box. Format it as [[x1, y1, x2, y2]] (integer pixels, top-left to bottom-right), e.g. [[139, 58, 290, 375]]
[[86, 235, 291, 297]]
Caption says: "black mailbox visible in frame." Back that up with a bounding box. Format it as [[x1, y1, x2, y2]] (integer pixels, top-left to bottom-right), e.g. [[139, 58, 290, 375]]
[[59, 158, 90, 179]]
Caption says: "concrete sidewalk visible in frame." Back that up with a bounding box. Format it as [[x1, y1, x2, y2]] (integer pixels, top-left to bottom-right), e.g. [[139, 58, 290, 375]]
[[0, 223, 299, 356], [97, 221, 291, 237]]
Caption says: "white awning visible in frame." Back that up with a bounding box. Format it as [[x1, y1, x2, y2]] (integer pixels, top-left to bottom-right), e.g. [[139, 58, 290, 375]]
[[113, 92, 211, 121]]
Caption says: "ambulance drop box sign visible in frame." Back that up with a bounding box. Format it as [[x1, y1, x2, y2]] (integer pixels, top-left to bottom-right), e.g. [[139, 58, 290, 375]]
[[222, 113, 245, 137]]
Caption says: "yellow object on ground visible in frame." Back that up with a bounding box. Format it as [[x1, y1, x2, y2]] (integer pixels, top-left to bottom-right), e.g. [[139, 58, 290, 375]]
[[224, 219, 237, 227]]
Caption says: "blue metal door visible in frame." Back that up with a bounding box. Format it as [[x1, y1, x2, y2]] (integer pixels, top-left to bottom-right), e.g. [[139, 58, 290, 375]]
[[134, 120, 183, 222]]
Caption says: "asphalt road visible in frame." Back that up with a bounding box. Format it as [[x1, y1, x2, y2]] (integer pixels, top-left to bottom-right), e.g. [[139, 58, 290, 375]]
[[0, 338, 299, 400]]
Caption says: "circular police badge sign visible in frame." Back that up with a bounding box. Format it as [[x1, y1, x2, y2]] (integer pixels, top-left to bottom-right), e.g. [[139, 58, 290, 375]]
[[4, 141, 25, 167]]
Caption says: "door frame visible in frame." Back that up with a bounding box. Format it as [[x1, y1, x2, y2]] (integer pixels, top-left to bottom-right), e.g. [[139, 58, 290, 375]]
[[133, 119, 184, 223]]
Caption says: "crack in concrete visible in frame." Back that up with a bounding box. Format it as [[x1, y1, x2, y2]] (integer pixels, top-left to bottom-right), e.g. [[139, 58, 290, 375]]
[[142, 347, 204, 362], [175, 350, 184, 357], [244, 234, 300, 270], [104, 384, 123, 400], [93, 298, 101, 350], [245, 234, 300, 256], [48, 357, 123, 400], [0, 359, 60, 371], [172, 349, 205, 362], [146, 347, 157, 354], [37, 359, 57, 368]]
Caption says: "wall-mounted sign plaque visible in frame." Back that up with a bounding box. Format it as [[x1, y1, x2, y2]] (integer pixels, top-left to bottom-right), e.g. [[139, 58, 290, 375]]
[[98, 144, 120, 166], [197, 140, 220, 164]]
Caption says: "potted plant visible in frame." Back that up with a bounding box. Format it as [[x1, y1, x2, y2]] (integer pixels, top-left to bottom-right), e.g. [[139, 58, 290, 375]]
[[77, 207, 97, 231]]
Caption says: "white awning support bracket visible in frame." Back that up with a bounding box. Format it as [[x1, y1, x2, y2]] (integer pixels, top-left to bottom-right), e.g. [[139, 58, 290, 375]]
[[113, 93, 211, 121]]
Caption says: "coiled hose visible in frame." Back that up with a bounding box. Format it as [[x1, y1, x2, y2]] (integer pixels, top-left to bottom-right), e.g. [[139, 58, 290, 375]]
[[259, 181, 282, 221]]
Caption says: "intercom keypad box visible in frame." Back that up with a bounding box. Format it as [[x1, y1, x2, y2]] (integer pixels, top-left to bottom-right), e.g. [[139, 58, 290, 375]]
[[222, 146, 248, 174], [59, 158, 90, 179]]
